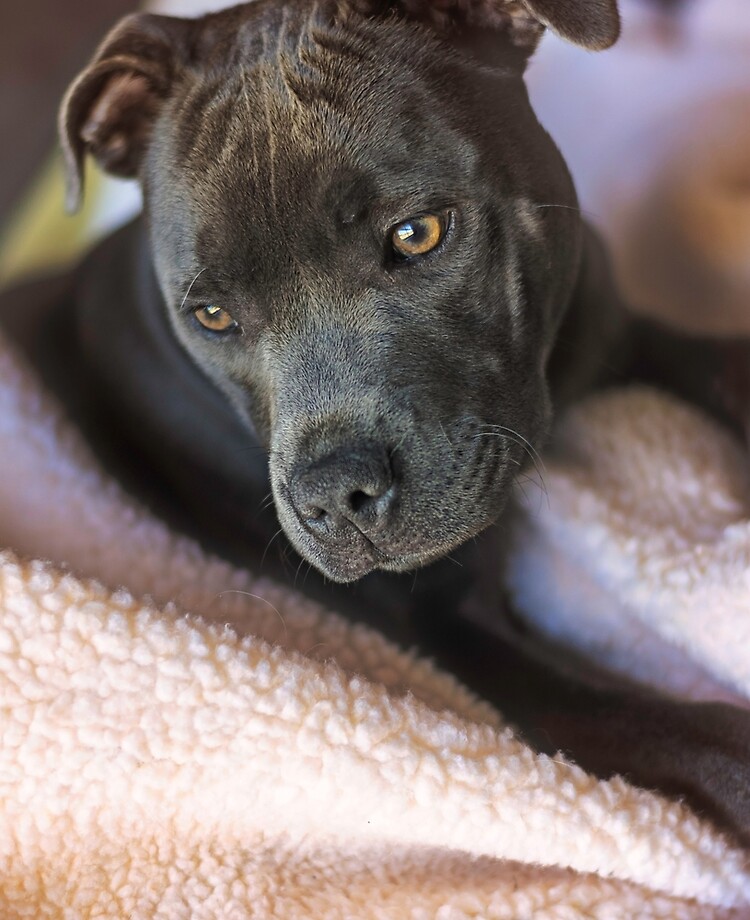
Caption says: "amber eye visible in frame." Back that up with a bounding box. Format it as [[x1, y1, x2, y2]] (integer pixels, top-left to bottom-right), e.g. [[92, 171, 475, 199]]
[[193, 304, 238, 333], [390, 213, 447, 260]]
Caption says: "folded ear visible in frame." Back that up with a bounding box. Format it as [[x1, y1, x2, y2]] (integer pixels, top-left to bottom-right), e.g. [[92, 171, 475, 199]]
[[59, 13, 193, 213], [343, 0, 619, 55], [524, 0, 620, 50]]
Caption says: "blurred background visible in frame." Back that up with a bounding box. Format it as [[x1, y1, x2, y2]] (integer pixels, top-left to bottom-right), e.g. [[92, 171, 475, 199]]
[[1, 0, 749, 334], [0, 0, 133, 225]]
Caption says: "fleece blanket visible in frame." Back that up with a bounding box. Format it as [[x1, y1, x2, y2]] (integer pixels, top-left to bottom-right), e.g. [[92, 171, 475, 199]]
[[514, 0, 750, 710], [2, 0, 750, 915], [508, 386, 750, 707], [1, 303, 750, 919]]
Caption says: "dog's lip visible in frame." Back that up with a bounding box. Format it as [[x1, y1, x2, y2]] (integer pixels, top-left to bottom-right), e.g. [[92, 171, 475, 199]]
[[283, 507, 430, 582], [372, 505, 507, 572], [308, 536, 383, 583], [312, 536, 460, 583], [374, 542, 461, 573], [291, 516, 483, 581], [334, 530, 470, 576]]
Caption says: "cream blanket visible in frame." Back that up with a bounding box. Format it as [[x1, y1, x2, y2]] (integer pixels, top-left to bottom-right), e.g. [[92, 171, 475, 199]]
[[509, 387, 750, 708], [1, 307, 750, 916], [2, 0, 750, 914]]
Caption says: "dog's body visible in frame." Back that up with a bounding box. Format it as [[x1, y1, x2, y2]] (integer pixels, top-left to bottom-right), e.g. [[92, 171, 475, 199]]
[[3, 0, 750, 844]]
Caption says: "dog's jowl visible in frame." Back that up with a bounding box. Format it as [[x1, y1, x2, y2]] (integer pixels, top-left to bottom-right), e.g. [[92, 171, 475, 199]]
[[4, 0, 750, 845]]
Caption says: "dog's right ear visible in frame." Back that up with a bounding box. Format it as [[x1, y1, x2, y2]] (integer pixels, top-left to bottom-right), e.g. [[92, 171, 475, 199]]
[[59, 13, 193, 213], [342, 0, 620, 58]]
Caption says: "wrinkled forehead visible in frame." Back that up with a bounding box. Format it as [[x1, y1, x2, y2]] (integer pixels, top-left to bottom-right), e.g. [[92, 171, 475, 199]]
[[149, 10, 482, 253]]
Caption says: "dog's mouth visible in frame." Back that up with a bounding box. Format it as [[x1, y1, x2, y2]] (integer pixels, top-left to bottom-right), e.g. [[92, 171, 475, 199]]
[[274, 490, 497, 582], [282, 507, 479, 583], [269, 430, 520, 583]]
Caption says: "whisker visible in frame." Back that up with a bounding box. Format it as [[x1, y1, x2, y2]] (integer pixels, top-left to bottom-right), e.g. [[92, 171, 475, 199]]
[[390, 427, 410, 458], [279, 542, 294, 569], [293, 556, 306, 589], [534, 202, 581, 213], [534, 202, 601, 222], [472, 424, 550, 508], [258, 492, 276, 512], [477, 429, 548, 485], [260, 527, 284, 569], [438, 421, 456, 459], [211, 589, 288, 644], [301, 560, 314, 587], [477, 423, 546, 472], [515, 477, 531, 507], [179, 267, 207, 312], [515, 471, 550, 513]]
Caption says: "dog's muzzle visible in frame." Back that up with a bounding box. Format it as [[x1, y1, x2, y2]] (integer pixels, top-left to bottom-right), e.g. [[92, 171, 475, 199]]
[[269, 437, 405, 582], [270, 410, 519, 581]]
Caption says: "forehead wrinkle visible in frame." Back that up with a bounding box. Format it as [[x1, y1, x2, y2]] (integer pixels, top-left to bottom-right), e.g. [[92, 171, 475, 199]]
[[227, 11, 445, 165], [238, 69, 261, 196], [261, 74, 278, 211], [183, 13, 483, 277]]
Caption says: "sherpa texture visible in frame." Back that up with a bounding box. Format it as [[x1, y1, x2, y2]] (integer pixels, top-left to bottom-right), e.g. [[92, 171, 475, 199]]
[[515, 0, 750, 710], [1, 0, 749, 914], [508, 386, 750, 707], [1, 315, 750, 916]]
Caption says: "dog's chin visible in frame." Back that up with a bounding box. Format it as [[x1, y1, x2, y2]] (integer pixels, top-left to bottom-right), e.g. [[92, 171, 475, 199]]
[[282, 521, 492, 584], [311, 546, 380, 583], [287, 530, 382, 583]]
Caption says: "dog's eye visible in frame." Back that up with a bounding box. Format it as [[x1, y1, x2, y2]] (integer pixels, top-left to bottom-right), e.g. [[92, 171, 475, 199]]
[[390, 213, 447, 260], [193, 304, 238, 334]]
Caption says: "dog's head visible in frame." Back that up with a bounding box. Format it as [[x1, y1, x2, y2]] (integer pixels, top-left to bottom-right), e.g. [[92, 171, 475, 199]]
[[60, 0, 619, 581]]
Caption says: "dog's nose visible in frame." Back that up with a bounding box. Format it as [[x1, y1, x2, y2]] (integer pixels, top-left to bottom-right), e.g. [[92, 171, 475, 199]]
[[291, 444, 396, 534]]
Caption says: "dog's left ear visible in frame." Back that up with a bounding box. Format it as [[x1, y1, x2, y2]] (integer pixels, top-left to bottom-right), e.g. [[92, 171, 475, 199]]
[[59, 12, 193, 213], [345, 0, 619, 53]]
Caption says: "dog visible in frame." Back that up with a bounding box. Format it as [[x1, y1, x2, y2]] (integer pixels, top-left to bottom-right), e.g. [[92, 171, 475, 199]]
[[3, 0, 750, 845]]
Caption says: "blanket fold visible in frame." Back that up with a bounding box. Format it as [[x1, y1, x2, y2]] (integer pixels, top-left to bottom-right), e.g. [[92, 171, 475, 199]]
[[3, 0, 750, 912], [3, 544, 750, 917], [1, 310, 750, 916], [508, 387, 750, 706]]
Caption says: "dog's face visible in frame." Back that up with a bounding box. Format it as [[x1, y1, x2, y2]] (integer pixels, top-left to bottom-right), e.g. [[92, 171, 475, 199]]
[[60, 0, 619, 581]]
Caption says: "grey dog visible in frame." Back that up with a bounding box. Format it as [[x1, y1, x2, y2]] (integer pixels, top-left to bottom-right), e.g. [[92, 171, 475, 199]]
[[3, 0, 750, 844]]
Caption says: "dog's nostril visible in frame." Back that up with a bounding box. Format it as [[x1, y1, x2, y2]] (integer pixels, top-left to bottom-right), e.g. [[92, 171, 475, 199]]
[[348, 488, 377, 514], [291, 443, 396, 534]]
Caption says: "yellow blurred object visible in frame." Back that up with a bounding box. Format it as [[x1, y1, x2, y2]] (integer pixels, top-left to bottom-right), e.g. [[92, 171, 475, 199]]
[[0, 156, 104, 289]]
